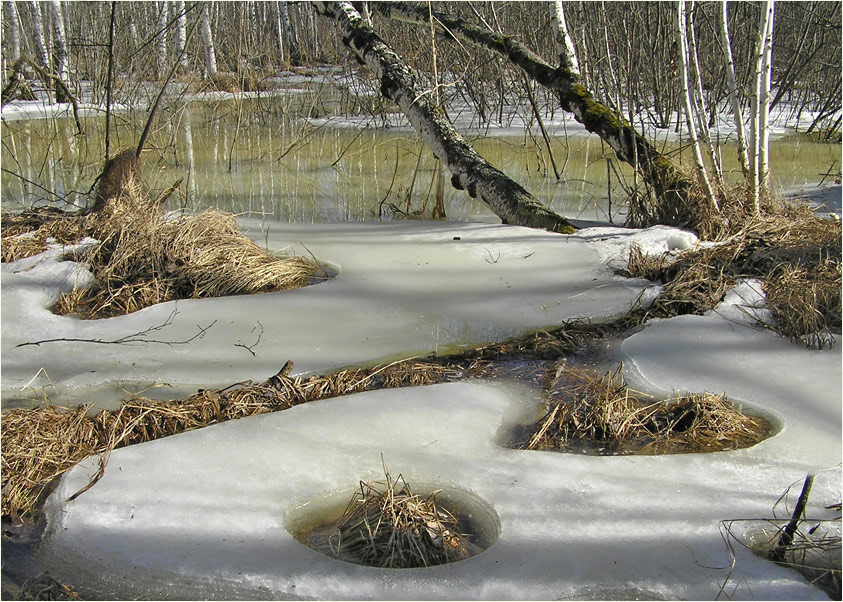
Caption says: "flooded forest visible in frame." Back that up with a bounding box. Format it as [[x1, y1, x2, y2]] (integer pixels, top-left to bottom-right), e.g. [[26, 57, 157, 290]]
[[1, 2, 841, 601]]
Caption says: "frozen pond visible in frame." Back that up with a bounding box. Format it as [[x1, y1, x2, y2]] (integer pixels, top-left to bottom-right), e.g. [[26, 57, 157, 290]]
[[2, 217, 840, 600]]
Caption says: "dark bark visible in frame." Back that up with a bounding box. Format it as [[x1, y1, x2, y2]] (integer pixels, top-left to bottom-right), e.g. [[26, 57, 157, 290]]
[[371, 1, 703, 229], [313, 1, 576, 234]]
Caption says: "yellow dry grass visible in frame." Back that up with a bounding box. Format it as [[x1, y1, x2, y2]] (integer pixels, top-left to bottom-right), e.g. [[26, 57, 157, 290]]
[[1, 166, 321, 319], [1, 359, 477, 519], [524, 365, 769, 455], [624, 207, 841, 349], [302, 464, 472, 568]]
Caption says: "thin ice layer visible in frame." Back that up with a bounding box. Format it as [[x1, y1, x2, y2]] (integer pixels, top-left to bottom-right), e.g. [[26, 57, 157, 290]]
[[2, 221, 659, 406], [45, 374, 835, 600]]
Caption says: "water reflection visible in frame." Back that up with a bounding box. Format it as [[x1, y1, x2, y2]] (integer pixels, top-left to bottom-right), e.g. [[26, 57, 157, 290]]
[[2, 94, 839, 223]]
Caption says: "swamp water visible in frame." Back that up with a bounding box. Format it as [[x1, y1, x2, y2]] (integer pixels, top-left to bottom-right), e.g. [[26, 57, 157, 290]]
[[2, 94, 839, 223]]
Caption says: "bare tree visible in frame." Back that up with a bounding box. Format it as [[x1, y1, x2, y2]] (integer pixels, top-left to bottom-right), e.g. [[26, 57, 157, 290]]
[[4, 1, 21, 65], [156, 0, 169, 76], [314, 1, 576, 233], [28, 1, 50, 71], [719, 0, 750, 177], [199, 1, 217, 79], [677, 0, 718, 212]]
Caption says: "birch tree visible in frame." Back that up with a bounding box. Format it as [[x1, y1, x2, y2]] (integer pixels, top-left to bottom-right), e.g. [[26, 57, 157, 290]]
[[719, 0, 749, 177], [172, 0, 187, 68], [28, 1, 50, 71], [749, 0, 774, 213], [551, 1, 579, 75], [278, 0, 300, 65], [371, 1, 705, 229], [677, 0, 718, 212], [758, 0, 775, 194], [314, 1, 576, 233], [48, 0, 68, 99], [199, 1, 217, 79], [4, 1, 21, 65], [156, 1, 169, 77]]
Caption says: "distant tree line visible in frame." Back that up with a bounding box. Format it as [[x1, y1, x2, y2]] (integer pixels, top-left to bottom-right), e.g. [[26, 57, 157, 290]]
[[2, 2, 839, 138]]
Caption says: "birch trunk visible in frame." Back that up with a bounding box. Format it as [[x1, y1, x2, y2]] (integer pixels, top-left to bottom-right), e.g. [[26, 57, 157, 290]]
[[48, 0, 68, 100], [4, 1, 21, 64], [173, 0, 187, 68], [314, 1, 575, 234], [279, 0, 300, 65], [372, 1, 702, 229], [719, 0, 750, 178], [551, 1, 579, 76], [156, 0, 169, 77], [758, 0, 775, 195], [749, 0, 773, 214], [677, 0, 718, 211], [273, 1, 286, 64], [29, 1, 50, 71], [199, 1, 217, 79]]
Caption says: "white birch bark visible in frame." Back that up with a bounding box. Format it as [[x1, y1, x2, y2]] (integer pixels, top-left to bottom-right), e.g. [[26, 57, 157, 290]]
[[677, 0, 718, 211], [687, 1, 722, 182], [48, 1, 68, 82], [279, 0, 300, 65], [719, 0, 749, 177], [749, 0, 772, 213], [199, 1, 217, 79], [156, 0, 169, 77], [273, 1, 286, 64], [172, 0, 187, 68], [758, 0, 775, 194], [29, 1, 50, 70], [551, 0, 579, 75], [4, 1, 21, 63]]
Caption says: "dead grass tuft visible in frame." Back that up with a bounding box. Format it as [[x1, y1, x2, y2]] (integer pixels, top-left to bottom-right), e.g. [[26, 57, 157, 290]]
[[2, 155, 321, 318], [1, 358, 480, 519], [624, 207, 841, 349], [305, 465, 473, 568], [524, 365, 769, 455]]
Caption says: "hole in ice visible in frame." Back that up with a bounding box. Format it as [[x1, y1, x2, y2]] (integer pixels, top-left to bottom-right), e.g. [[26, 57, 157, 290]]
[[286, 475, 500, 569]]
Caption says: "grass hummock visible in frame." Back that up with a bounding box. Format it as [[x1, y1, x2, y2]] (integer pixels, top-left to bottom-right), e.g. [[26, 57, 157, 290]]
[[300, 465, 475, 568], [1, 156, 322, 319], [522, 365, 770, 455]]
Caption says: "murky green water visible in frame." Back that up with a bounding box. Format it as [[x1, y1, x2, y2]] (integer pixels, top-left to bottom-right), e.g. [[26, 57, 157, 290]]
[[2, 92, 839, 223]]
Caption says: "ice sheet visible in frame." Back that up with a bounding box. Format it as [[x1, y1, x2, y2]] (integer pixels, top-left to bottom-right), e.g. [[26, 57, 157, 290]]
[[2, 221, 660, 406]]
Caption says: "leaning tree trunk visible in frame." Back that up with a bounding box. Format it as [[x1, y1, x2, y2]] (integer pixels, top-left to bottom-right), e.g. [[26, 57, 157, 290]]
[[372, 1, 707, 230], [313, 1, 575, 234]]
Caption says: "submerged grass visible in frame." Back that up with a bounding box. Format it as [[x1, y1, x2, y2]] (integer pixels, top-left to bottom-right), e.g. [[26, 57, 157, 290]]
[[523, 365, 769, 455], [303, 465, 473, 568]]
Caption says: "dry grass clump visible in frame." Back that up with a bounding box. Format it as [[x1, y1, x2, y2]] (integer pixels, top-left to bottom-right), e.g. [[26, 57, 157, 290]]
[[624, 207, 841, 349], [2, 162, 321, 319], [523, 365, 769, 455], [306, 468, 473, 568], [1, 358, 477, 520], [0, 208, 88, 263]]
